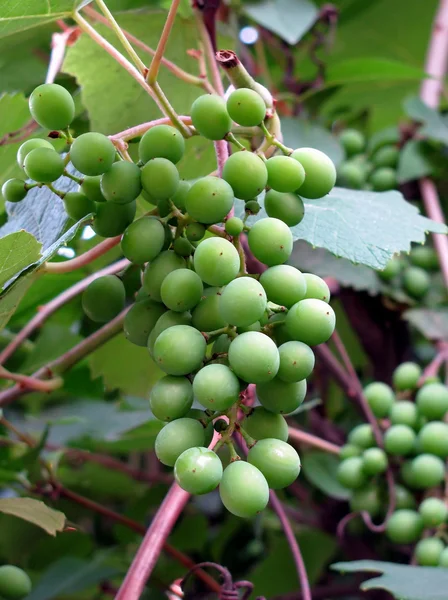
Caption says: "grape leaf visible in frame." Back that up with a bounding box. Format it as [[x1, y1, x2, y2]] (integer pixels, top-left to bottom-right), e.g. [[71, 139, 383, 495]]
[[0, 1, 85, 38], [404, 308, 448, 341], [397, 140, 434, 183], [0, 231, 41, 290], [0, 498, 65, 536], [326, 58, 425, 85], [301, 452, 349, 500], [404, 97, 448, 145], [281, 118, 344, 167]]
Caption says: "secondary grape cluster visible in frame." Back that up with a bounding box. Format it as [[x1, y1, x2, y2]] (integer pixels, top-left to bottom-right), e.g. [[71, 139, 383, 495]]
[[338, 361, 448, 566]]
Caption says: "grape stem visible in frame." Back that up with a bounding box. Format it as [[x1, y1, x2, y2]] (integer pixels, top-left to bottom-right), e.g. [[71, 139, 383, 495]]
[[63, 170, 83, 184], [147, 0, 181, 84], [0, 365, 63, 393], [259, 121, 292, 155], [225, 132, 247, 151], [43, 235, 123, 274], [45, 183, 65, 198], [110, 116, 192, 142], [419, 342, 448, 384], [287, 427, 341, 455]]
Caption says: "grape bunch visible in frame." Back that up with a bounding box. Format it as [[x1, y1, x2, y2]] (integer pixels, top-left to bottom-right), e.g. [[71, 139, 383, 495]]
[[338, 360, 448, 566], [0, 565, 32, 600]]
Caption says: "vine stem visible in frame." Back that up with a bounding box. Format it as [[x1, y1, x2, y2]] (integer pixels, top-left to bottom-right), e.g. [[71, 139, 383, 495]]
[[194, 10, 224, 96], [43, 235, 122, 274], [0, 366, 63, 393], [419, 342, 448, 383], [287, 426, 341, 455], [110, 116, 192, 142], [147, 0, 181, 84]]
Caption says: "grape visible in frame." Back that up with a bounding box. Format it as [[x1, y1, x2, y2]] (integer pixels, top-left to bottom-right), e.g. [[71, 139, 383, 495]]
[[228, 332, 279, 383], [191, 94, 232, 140], [153, 324, 206, 375], [82, 275, 125, 322], [390, 401, 418, 429], [124, 299, 166, 346], [139, 124, 185, 164], [402, 266, 430, 299], [121, 217, 165, 265], [244, 407, 289, 442], [80, 175, 107, 202], [362, 447, 388, 475], [410, 245, 439, 271], [259, 265, 306, 308], [147, 310, 192, 355], [187, 408, 214, 446], [100, 160, 141, 204], [337, 457, 367, 489], [150, 375, 193, 421], [222, 152, 268, 200], [155, 417, 205, 466], [417, 422, 448, 457], [416, 382, 448, 420], [340, 444, 361, 460], [372, 145, 399, 168], [92, 201, 136, 237], [419, 497, 448, 527], [70, 132, 116, 176], [336, 161, 365, 189], [440, 548, 448, 567], [348, 424, 375, 449], [175, 447, 223, 494], [226, 88, 266, 126], [186, 222, 206, 242], [191, 287, 226, 332], [394, 484, 416, 509], [363, 382, 395, 418], [173, 236, 194, 257], [0, 565, 32, 600], [393, 362, 422, 391], [277, 341, 314, 382], [29, 83, 74, 130], [141, 157, 179, 200], [264, 190, 305, 226], [248, 218, 293, 266], [257, 377, 307, 414], [266, 155, 305, 193], [369, 167, 396, 191], [339, 129, 365, 156], [415, 538, 445, 566], [225, 216, 244, 236], [401, 460, 419, 489], [350, 485, 382, 517], [185, 176, 234, 224], [248, 439, 300, 489], [291, 148, 336, 199], [384, 424, 415, 456], [142, 250, 186, 302], [386, 509, 423, 544], [193, 237, 240, 286], [2, 179, 28, 203], [17, 138, 53, 168], [377, 257, 402, 281], [23, 147, 64, 182], [303, 274, 331, 303], [245, 199, 261, 214], [193, 363, 240, 410], [285, 299, 336, 346], [219, 461, 269, 517], [63, 191, 95, 221], [171, 180, 190, 212], [160, 269, 203, 313], [219, 277, 267, 327], [411, 454, 446, 488]]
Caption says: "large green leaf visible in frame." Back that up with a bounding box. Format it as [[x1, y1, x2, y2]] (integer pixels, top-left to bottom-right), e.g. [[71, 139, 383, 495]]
[[301, 452, 349, 500], [0, 1, 83, 39], [404, 308, 448, 341], [397, 140, 434, 183], [0, 231, 41, 290], [0, 498, 65, 536], [0, 271, 37, 330], [326, 58, 425, 85], [281, 118, 344, 167], [404, 97, 448, 144]]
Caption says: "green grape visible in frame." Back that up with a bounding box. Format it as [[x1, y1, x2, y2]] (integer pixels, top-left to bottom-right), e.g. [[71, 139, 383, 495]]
[[362, 447, 388, 475], [2, 179, 28, 203], [63, 191, 95, 221], [192, 287, 226, 332], [264, 190, 305, 226], [139, 124, 185, 164], [411, 454, 446, 488], [369, 167, 397, 191], [100, 160, 141, 204], [337, 457, 367, 489], [386, 509, 423, 544], [212, 334, 232, 355], [70, 132, 116, 176], [285, 299, 336, 346], [171, 180, 190, 212], [259, 265, 306, 308], [80, 175, 107, 202], [226, 88, 266, 126], [266, 155, 305, 193], [248, 218, 293, 266], [336, 161, 365, 189], [248, 439, 300, 489], [410, 245, 439, 271], [187, 408, 214, 446], [394, 484, 416, 509], [277, 341, 315, 383], [390, 401, 418, 429], [142, 250, 186, 302], [244, 407, 289, 442], [185, 176, 234, 224], [219, 460, 269, 517], [121, 217, 165, 265], [348, 424, 375, 449], [191, 94, 232, 140], [340, 444, 361, 460], [157, 197, 171, 218], [401, 460, 419, 489], [377, 257, 402, 281], [153, 324, 206, 375], [416, 382, 448, 420], [122, 265, 142, 299], [440, 548, 448, 567], [0, 565, 32, 600], [417, 422, 448, 457], [92, 201, 136, 237], [173, 236, 194, 257], [363, 381, 395, 418], [419, 497, 448, 527], [228, 331, 279, 384], [193, 237, 240, 286], [225, 216, 244, 236], [219, 277, 267, 327], [238, 321, 261, 334], [29, 83, 74, 130], [384, 424, 416, 456], [193, 363, 240, 410], [303, 273, 331, 303], [291, 147, 336, 199], [339, 129, 365, 156], [393, 362, 422, 391], [141, 157, 179, 200], [372, 145, 399, 168], [161, 269, 203, 312], [222, 152, 268, 200], [186, 222, 206, 242], [175, 447, 223, 494], [150, 375, 193, 421], [402, 266, 430, 299], [350, 485, 382, 517], [155, 417, 205, 466], [415, 538, 445, 566], [147, 310, 192, 355], [17, 138, 53, 168], [245, 199, 261, 214], [257, 377, 307, 415], [124, 299, 166, 346], [82, 275, 125, 323], [23, 147, 64, 182]]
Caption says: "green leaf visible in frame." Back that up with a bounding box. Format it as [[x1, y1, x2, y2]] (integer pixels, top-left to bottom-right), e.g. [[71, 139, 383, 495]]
[[397, 140, 434, 183], [0, 1, 83, 39], [0, 497, 65, 536], [20, 323, 83, 373], [404, 308, 448, 341], [326, 58, 425, 85], [0, 271, 37, 330], [332, 560, 448, 600], [301, 452, 349, 500], [0, 231, 41, 290], [281, 117, 344, 167], [367, 126, 400, 154], [169, 514, 208, 552], [404, 96, 448, 144]]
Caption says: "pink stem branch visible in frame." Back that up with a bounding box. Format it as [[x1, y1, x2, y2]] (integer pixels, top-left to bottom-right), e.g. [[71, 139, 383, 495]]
[[110, 116, 192, 142], [287, 427, 341, 455], [46, 28, 79, 84], [43, 235, 122, 274]]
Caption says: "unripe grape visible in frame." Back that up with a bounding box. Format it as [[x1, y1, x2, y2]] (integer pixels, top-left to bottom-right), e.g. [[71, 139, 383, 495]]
[[70, 132, 116, 176], [82, 275, 125, 322], [226, 88, 266, 126], [219, 277, 267, 327], [63, 191, 95, 221], [155, 417, 205, 466], [419, 497, 448, 527], [291, 148, 336, 199], [192, 287, 226, 332], [362, 447, 388, 475], [337, 457, 367, 489], [2, 179, 28, 203], [378, 257, 402, 281], [259, 265, 306, 308], [148, 310, 192, 355], [191, 94, 232, 140], [339, 129, 365, 156], [369, 167, 396, 191], [350, 485, 382, 517], [29, 83, 74, 130], [245, 199, 261, 214], [139, 124, 185, 164], [390, 401, 418, 429], [222, 151, 268, 200], [248, 218, 293, 266], [415, 537, 445, 566], [264, 190, 305, 226], [0, 565, 32, 600], [257, 377, 307, 414], [225, 216, 244, 236], [302, 273, 331, 303], [161, 269, 203, 312], [153, 324, 206, 375], [173, 236, 194, 257], [384, 425, 416, 456], [277, 341, 315, 382], [244, 407, 289, 442], [17, 138, 53, 168], [150, 375, 193, 421], [336, 161, 365, 189], [372, 145, 399, 168], [193, 237, 240, 286], [416, 382, 448, 420], [402, 266, 430, 299], [418, 422, 448, 457], [285, 299, 336, 346], [141, 157, 179, 200], [193, 363, 240, 411], [142, 250, 186, 302], [175, 447, 223, 494], [393, 362, 422, 391], [410, 245, 439, 271], [386, 509, 423, 544], [394, 484, 416, 509], [170, 180, 190, 212], [24, 147, 64, 182], [248, 439, 300, 489], [440, 548, 448, 567], [348, 424, 375, 449], [100, 160, 141, 204], [219, 460, 269, 517], [185, 176, 234, 224], [411, 454, 446, 488], [121, 217, 165, 265], [266, 155, 305, 193], [80, 175, 107, 203], [340, 444, 361, 460], [186, 222, 206, 242], [228, 331, 279, 384], [187, 409, 214, 445], [124, 299, 166, 346], [363, 381, 395, 418], [92, 200, 136, 237]]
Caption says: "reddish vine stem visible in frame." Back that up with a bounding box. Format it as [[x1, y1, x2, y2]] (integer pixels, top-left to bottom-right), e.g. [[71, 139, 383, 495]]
[[43, 235, 122, 274], [287, 426, 341, 455], [419, 342, 448, 384]]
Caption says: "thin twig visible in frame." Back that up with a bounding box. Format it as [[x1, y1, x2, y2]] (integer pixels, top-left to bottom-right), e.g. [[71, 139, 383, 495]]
[[331, 330, 358, 383], [194, 10, 224, 96], [147, 0, 181, 84], [43, 235, 122, 274], [287, 427, 341, 455], [110, 116, 192, 142], [46, 27, 80, 84], [0, 366, 63, 393]]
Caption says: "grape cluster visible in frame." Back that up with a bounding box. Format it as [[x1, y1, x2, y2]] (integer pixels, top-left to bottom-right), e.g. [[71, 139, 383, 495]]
[[0, 565, 32, 600], [338, 361, 448, 565]]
